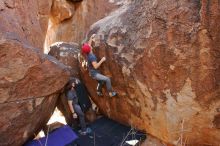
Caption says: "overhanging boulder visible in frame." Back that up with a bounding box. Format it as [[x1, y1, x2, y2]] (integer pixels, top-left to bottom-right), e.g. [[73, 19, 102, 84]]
[[0, 40, 70, 146], [80, 1, 220, 145]]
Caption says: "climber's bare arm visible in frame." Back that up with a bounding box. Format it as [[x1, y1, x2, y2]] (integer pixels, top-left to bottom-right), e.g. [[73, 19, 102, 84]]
[[92, 57, 106, 69]]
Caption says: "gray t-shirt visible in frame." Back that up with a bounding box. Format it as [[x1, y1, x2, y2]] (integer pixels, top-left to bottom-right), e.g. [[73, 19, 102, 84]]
[[67, 90, 78, 105], [87, 53, 99, 76]]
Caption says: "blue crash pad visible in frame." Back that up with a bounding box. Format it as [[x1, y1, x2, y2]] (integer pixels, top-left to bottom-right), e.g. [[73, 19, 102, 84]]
[[25, 125, 78, 146]]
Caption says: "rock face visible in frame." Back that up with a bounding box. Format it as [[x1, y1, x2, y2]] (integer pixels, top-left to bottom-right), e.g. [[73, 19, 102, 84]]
[[49, 42, 80, 77], [0, 0, 70, 145], [49, 42, 80, 124], [0, 40, 70, 146], [44, 0, 121, 52], [80, 0, 220, 145], [0, 0, 52, 51]]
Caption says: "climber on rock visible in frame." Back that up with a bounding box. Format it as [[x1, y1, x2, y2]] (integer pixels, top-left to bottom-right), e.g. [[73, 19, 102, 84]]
[[81, 34, 117, 97]]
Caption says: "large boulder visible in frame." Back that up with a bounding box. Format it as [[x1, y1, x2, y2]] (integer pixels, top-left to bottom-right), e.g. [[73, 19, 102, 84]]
[[0, 40, 70, 146], [0, 0, 70, 145], [80, 0, 220, 145], [49, 42, 80, 77], [44, 0, 122, 52], [49, 42, 80, 124]]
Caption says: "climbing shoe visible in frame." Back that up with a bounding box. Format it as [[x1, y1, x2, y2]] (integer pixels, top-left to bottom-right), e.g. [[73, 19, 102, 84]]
[[109, 91, 117, 97], [86, 127, 92, 133], [79, 127, 92, 135], [78, 129, 87, 135]]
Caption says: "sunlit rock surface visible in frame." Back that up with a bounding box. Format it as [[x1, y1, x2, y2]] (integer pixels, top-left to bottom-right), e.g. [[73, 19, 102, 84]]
[[80, 0, 220, 145], [44, 0, 122, 51], [49, 42, 80, 77]]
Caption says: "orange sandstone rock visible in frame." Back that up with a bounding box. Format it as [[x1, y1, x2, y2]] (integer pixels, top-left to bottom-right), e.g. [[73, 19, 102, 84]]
[[80, 1, 220, 145]]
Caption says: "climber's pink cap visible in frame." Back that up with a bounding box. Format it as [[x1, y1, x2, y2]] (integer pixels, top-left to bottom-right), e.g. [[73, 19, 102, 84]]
[[82, 43, 91, 54]]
